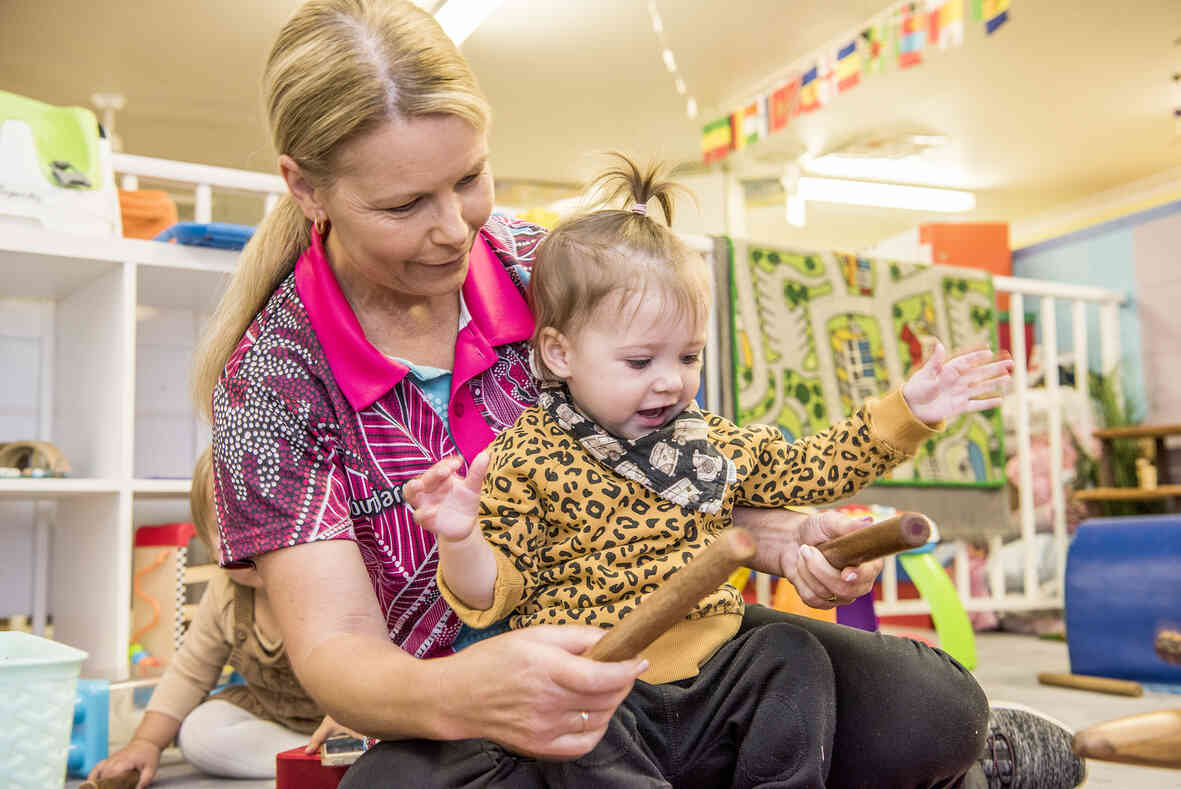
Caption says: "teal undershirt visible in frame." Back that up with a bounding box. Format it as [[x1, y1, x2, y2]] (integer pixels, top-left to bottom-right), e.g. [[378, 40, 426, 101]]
[[393, 357, 510, 651], [393, 357, 453, 431]]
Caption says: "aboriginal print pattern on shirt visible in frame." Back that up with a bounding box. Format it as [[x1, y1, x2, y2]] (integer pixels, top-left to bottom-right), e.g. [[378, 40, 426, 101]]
[[211, 216, 542, 658]]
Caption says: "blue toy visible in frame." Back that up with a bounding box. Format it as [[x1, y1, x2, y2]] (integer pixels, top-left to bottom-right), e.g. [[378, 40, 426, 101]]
[[67, 679, 109, 778], [155, 221, 255, 250], [1066, 515, 1181, 685]]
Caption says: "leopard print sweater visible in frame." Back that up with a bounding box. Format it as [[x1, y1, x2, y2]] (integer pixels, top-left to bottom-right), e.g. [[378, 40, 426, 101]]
[[438, 388, 937, 682]]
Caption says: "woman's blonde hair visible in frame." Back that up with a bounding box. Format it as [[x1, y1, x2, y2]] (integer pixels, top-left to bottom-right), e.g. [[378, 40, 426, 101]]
[[192, 0, 491, 419], [529, 153, 711, 381], [190, 446, 217, 554]]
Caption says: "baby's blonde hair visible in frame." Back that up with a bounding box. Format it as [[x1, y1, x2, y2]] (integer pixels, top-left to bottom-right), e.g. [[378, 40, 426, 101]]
[[190, 447, 217, 555], [529, 154, 712, 381]]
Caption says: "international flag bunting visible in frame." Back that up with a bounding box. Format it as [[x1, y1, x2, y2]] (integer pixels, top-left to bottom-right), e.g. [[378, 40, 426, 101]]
[[929, 0, 965, 49], [817, 55, 836, 105], [860, 25, 887, 74], [797, 66, 822, 114], [769, 79, 798, 132], [695, 0, 1011, 164], [835, 40, 861, 92], [982, 0, 1010, 34], [738, 98, 768, 147], [898, 4, 926, 68], [701, 116, 733, 163]]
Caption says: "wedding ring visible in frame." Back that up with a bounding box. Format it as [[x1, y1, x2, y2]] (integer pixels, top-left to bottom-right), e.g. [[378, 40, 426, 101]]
[[579, 710, 590, 732], [825, 594, 838, 603]]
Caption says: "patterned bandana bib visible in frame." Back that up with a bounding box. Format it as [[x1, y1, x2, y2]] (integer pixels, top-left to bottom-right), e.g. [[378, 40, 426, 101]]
[[538, 386, 736, 513]]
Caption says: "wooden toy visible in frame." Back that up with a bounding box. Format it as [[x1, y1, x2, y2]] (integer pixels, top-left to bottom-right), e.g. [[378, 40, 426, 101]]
[[1036, 672, 1143, 697], [1072, 709, 1181, 770], [590, 513, 932, 663]]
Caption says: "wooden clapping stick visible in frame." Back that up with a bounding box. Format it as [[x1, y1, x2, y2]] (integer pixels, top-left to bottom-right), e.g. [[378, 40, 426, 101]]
[[79, 769, 140, 789], [816, 511, 931, 568], [588, 528, 757, 662], [1073, 709, 1181, 770], [1036, 672, 1143, 697], [588, 512, 932, 662]]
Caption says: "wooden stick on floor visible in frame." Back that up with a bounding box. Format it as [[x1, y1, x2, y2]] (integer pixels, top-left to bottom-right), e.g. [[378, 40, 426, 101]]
[[1037, 672, 1143, 697], [589, 512, 932, 663]]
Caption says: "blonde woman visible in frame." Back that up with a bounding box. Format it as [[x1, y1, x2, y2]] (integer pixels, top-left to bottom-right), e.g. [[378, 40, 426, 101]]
[[196, 2, 1084, 787]]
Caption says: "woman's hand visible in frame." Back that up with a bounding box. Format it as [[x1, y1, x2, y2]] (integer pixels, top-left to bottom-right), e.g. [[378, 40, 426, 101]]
[[788, 510, 883, 608], [87, 738, 160, 789], [440, 625, 648, 760], [732, 507, 882, 608], [404, 450, 490, 543], [902, 343, 1013, 425], [304, 715, 366, 754]]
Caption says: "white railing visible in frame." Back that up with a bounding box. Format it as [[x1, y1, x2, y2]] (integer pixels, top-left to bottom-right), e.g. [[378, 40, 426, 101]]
[[112, 153, 285, 222], [109, 154, 1128, 619], [873, 275, 1126, 617]]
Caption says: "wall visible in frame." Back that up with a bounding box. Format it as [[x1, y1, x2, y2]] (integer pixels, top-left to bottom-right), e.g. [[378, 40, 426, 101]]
[[1012, 200, 1181, 423]]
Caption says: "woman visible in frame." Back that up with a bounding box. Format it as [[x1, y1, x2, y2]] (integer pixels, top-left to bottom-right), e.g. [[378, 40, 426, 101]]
[[195, 1, 1084, 787]]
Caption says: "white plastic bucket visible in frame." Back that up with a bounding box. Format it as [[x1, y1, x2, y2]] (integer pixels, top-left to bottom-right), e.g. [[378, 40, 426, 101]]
[[0, 632, 88, 789]]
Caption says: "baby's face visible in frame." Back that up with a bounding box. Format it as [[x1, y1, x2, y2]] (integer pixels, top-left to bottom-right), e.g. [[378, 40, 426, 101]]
[[562, 291, 706, 440]]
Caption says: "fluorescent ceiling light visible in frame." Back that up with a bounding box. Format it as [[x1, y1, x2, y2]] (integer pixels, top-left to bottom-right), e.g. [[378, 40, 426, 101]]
[[797, 177, 975, 212], [433, 0, 505, 45], [804, 154, 969, 187], [662, 49, 677, 72]]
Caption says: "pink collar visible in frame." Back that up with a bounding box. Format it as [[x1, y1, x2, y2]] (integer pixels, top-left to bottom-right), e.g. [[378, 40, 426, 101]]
[[295, 225, 534, 411]]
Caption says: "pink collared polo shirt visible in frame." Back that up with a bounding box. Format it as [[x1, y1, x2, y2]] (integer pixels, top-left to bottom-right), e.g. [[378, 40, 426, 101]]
[[211, 215, 544, 657]]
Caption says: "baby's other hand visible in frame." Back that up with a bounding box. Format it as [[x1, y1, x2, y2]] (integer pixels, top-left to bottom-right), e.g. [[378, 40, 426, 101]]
[[404, 450, 490, 543], [902, 343, 1013, 425]]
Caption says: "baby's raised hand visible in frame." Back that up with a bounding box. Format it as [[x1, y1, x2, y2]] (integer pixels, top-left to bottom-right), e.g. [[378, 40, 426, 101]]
[[404, 450, 490, 543], [902, 343, 1013, 425]]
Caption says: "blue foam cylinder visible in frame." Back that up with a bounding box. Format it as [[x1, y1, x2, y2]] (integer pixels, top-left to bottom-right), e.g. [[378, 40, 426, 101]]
[[67, 678, 109, 777], [1065, 515, 1181, 684]]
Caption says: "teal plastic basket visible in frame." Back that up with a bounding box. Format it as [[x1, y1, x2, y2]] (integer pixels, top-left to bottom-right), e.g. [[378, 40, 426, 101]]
[[0, 632, 88, 789]]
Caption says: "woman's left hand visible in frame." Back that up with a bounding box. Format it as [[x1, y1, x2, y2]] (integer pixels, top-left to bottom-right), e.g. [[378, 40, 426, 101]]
[[732, 507, 882, 609], [788, 510, 883, 608], [902, 343, 1013, 425]]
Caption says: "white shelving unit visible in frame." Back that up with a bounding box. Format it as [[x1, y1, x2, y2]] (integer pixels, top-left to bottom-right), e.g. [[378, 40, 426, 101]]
[[0, 222, 237, 678], [0, 154, 281, 678]]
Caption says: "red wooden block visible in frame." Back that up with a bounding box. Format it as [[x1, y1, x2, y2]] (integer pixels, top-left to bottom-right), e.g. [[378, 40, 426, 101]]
[[276, 747, 350, 789]]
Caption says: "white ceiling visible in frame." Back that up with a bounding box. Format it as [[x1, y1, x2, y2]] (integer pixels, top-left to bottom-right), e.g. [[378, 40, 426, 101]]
[[2, 0, 1179, 247]]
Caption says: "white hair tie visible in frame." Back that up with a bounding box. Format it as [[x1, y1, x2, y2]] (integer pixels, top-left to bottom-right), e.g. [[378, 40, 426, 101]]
[[631, 201, 648, 216]]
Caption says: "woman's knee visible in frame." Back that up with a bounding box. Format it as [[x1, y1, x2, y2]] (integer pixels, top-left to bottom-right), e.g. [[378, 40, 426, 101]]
[[340, 738, 534, 789]]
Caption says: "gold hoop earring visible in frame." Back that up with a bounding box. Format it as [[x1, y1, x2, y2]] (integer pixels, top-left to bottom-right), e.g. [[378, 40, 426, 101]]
[[314, 216, 327, 236]]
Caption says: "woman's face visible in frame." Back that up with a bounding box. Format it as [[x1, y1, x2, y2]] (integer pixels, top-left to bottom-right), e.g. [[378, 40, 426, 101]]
[[318, 115, 494, 301]]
